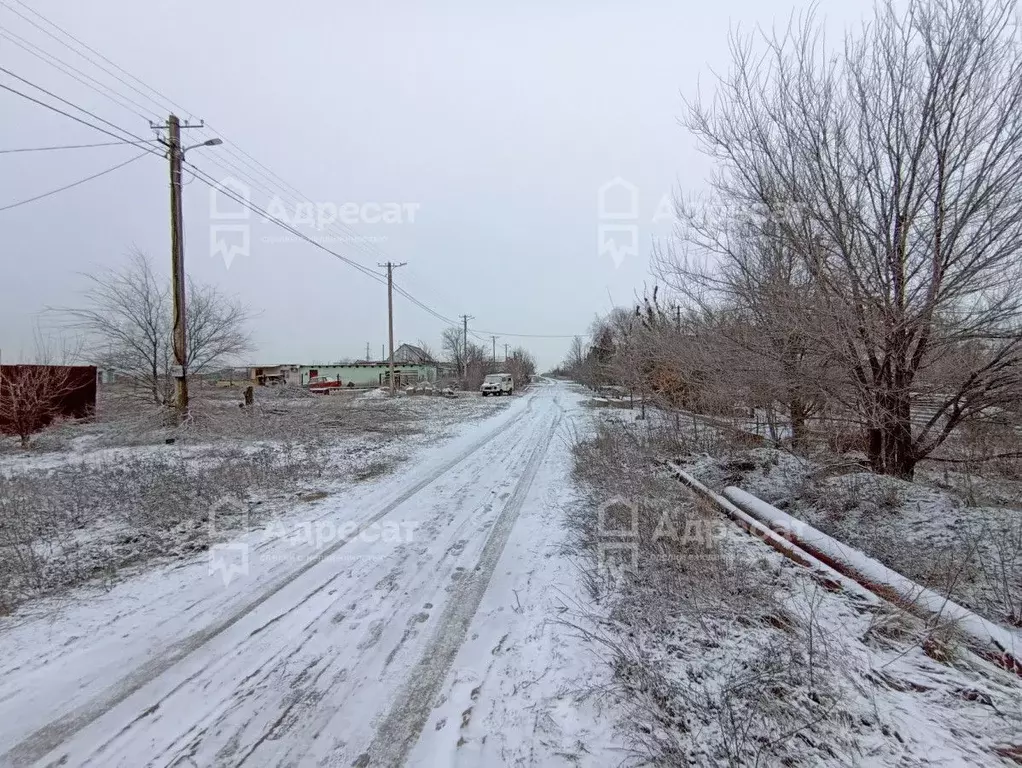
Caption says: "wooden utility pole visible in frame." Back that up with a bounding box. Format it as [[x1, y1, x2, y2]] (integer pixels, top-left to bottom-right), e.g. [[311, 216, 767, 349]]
[[379, 261, 406, 396], [154, 113, 214, 421], [167, 115, 187, 417], [459, 314, 473, 381]]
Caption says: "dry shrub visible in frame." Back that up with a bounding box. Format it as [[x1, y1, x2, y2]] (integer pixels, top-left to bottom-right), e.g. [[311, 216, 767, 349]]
[[0, 443, 329, 612], [567, 414, 850, 766], [0, 387, 503, 613]]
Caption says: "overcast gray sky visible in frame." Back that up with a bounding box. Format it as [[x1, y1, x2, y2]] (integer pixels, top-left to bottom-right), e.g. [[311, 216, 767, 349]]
[[0, 0, 872, 370]]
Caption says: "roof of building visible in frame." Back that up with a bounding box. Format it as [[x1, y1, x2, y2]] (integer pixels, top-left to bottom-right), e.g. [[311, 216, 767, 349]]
[[393, 343, 435, 363]]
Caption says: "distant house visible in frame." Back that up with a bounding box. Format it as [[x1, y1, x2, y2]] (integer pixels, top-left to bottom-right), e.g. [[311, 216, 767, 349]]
[[297, 361, 438, 388], [249, 364, 301, 386], [392, 343, 435, 364]]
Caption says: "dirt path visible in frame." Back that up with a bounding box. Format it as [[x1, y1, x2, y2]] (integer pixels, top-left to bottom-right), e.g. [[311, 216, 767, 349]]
[[2, 383, 610, 768]]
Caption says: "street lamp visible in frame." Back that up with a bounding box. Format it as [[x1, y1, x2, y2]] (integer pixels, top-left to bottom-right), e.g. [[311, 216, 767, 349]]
[[183, 137, 223, 154]]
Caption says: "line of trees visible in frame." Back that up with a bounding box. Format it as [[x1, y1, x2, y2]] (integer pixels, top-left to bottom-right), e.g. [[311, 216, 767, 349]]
[[564, 0, 1022, 479]]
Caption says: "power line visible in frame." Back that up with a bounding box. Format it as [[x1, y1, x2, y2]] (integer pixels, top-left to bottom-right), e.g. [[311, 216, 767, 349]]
[[0, 8, 456, 322], [0, 80, 161, 162], [0, 24, 160, 122], [1, 2, 385, 265], [0, 138, 157, 154], [185, 161, 389, 287], [0, 10, 581, 343], [0, 67, 439, 329], [0, 71, 577, 340], [0, 150, 148, 211], [187, 162, 485, 331], [192, 150, 394, 267], [1, 78, 576, 339], [469, 328, 583, 339], [391, 281, 460, 326], [0, 66, 158, 150], [186, 145, 469, 327], [0, 0, 170, 119]]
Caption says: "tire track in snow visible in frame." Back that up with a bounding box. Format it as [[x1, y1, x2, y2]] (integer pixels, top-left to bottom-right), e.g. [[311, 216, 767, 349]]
[[4, 396, 535, 768], [144, 417, 543, 767], [360, 407, 562, 768], [217, 412, 549, 767]]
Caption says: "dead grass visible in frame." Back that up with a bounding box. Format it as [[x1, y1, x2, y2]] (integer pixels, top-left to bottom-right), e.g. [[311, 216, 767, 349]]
[[566, 416, 855, 766], [671, 428, 1022, 630], [0, 443, 329, 613], [0, 386, 508, 613]]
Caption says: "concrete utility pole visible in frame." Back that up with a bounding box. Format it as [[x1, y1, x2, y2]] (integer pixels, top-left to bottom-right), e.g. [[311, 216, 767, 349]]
[[675, 305, 682, 332], [154, 114, 220, 421], [504, 342, 509, 361], [491, 336, 497, 365], [379, 261, 406, 396], [366, 342, 371, 361]]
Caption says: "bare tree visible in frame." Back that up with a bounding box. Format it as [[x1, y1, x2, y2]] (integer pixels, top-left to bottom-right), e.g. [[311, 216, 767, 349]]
[[441, 326, 465, 378], [669, 0, 1022, 477], [567, 335, 586, 368], [505, 347, 537, 386], [0, 367, 80, 447], [463, 341, 489, 390], [64, 250, 251, 405], [656, 207, 831, 446], [0, 332, 88, 447], [440, 327, 490, 389], [562, 336, 588, 379], [414, 339, 437, 363]]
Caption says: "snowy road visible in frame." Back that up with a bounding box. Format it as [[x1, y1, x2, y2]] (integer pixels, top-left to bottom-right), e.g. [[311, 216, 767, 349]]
[[0, 382, 616, 767]]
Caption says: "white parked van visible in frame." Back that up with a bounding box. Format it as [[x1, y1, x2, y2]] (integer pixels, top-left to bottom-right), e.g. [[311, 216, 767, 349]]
[[480, 373, 513, 396]]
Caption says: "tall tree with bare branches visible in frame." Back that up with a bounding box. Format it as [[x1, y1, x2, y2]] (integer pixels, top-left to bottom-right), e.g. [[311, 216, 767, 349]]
[[664, 0, 1022, 477], [64, 250, 251, 405]]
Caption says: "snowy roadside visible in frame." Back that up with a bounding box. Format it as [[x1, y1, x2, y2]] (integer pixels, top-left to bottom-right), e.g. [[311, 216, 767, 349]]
[[567, 403, 1022, 766], [0, 390, 513, 613], [0, 391, 528, 760], [0, 382, 629, 768]]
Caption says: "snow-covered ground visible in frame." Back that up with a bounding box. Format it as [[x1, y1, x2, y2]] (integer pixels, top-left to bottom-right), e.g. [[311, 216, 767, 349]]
[[0, 391, 515, 610], [0, 381, 622, 767], [570, 404, 1022, 766], [678, 446, 1022, 629]]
